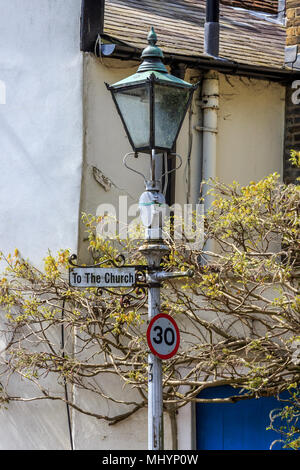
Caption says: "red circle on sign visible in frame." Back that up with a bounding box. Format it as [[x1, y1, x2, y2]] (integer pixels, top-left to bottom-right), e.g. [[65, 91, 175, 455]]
[[147, 313, 180, 360]]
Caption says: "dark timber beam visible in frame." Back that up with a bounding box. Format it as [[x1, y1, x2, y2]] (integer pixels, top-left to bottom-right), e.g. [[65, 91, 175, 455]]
[[80, 0, 105, 52]]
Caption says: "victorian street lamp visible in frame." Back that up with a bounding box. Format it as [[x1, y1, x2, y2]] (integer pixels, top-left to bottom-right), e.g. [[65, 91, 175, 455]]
[[107, 27, 196, 451]]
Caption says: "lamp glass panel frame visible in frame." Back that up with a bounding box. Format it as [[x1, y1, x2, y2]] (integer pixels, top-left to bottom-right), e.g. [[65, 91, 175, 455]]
[[109, 76, 194, 154]]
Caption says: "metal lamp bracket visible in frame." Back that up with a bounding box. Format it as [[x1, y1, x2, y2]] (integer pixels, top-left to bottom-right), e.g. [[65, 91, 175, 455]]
[[123, 152, 149, 184], [123, 151, 183, 191]]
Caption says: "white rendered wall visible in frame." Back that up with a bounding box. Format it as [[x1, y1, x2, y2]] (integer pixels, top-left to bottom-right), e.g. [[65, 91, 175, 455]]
[[217, 74, 285, 185], [0, 0, 83, 449], [0, 0, 83, 268]]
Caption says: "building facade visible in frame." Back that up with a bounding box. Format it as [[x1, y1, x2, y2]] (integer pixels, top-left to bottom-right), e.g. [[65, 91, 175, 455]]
[[0, 0, 299, 450]]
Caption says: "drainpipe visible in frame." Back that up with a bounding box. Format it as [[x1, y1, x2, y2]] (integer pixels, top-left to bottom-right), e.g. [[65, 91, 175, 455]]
[[191, 71, 220, 259], [186, 2, 220, 252], [201, 70, 219, 215], [202, 0, 220, 199], [195, 70, 219, 259], [204, 0, 220, 57], [200, 1, 220, 256]]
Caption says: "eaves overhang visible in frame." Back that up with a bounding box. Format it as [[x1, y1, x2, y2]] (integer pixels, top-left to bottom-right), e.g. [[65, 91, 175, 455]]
[[100, 33, 300, 84]]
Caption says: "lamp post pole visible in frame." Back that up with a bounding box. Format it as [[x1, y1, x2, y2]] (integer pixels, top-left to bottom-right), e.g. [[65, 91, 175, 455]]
[[147, 265, 164, 450], [139, 150, 168, 450], [139, 151, 193, 450]]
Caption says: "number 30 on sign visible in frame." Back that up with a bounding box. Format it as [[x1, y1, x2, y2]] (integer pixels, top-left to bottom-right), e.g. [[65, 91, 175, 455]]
[[147, 313, 180, 360]]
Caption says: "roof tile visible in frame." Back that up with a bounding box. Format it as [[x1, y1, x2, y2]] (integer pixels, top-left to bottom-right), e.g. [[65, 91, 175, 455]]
[[104, 0, 286, 70], [221, 1, 278, 14]]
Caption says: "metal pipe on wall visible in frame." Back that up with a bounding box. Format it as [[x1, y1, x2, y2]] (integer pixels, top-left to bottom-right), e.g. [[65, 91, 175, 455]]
[[201, 70, 219, 253], [200, 0, 219, 210], [204, 0, 220, 57], [201, 70, 219, 199], [192, 71, 219, 209]]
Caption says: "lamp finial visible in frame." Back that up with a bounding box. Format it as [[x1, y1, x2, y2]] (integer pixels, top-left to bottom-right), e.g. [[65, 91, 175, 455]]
[[148, 27, 157, 46], [138, 27, 167, 73]]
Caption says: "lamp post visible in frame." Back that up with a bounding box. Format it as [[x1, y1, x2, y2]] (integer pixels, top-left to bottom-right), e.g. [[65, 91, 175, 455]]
[[107, 27, 196, 450]]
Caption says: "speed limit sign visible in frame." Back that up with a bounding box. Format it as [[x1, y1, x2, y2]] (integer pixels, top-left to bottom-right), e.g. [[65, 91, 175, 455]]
[[147, 313, 180, 360]]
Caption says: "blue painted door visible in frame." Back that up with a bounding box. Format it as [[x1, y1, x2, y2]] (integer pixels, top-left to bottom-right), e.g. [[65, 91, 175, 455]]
[[196, 386, 286, 450]]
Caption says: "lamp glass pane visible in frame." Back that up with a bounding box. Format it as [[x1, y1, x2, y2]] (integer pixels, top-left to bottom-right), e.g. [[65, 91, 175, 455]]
[[154, 84, 190, 150], [114, 86, 150, 149]]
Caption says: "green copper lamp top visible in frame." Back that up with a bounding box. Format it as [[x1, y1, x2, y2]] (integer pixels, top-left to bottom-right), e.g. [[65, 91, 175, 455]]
[[108, 27, 194, 89], [138, 27, 166, 72]]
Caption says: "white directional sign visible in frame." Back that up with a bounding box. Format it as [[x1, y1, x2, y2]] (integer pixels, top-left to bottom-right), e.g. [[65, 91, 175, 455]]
[[69, 267, 135, 288], [147, 313, 180, 360]]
